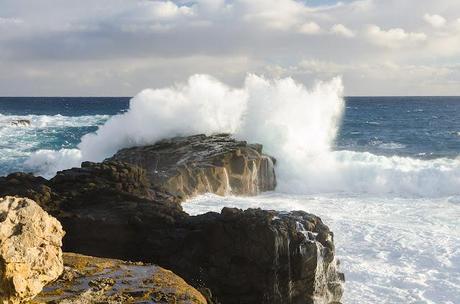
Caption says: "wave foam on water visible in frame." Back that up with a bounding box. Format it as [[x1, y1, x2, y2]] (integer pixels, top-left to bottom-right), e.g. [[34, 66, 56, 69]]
[[23, 74, 460, 197], [0, 113, 109, 129], [0, 114, 109, 176]]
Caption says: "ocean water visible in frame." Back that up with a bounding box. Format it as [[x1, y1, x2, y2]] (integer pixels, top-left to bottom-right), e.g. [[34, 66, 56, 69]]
[[2, 96, 459, 176], [0, 97, 128, 175], [1, 85, 459, 303]]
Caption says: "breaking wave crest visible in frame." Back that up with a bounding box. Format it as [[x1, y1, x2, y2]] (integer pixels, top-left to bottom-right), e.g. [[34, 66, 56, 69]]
[[0, 113, 109, 128], [25, 74, 460, 197]]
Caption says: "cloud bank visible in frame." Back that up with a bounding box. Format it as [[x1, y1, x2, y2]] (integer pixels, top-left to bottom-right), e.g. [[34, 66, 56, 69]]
[[0, 0, 459, 96]]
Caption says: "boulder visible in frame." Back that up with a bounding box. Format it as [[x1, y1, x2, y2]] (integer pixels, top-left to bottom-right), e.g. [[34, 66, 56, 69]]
[[0, 196, 65, 304], [109, 134, 276, 199], [33, 253, 207, 304]]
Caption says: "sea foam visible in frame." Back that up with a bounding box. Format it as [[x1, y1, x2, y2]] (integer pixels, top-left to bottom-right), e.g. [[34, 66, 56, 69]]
[[24, 74, 460, 197]]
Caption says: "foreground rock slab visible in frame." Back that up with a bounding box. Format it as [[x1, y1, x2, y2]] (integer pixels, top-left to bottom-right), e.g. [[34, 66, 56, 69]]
[[32, 253, 207, 304], [0, 196, 65, 304]]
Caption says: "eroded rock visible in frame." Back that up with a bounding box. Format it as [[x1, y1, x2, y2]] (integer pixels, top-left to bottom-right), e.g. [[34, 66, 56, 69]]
[[0, 196, 65, 304], [109, 134, 276, 199]]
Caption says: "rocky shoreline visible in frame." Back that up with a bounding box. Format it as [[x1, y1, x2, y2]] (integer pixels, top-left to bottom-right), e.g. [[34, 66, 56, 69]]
[[0, 134, 344, 303]]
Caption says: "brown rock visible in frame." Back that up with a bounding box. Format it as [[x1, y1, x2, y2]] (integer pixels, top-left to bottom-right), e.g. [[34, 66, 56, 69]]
[[0, 196, 65, 304], [108, 134, 276, 200], [32, 253, 207, 304]]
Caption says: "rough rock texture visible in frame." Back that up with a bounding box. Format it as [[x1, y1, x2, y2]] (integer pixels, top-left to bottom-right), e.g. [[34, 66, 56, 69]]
[[10, 120, 31, 127], [109, 134, 277, 199], [0, 196, 65, 304], [171, 208, 344, 304], [0, 173, 56, 211], [33, 253, 207, 304], [0, 135, 343, 304], [57, 202, 344, 303]]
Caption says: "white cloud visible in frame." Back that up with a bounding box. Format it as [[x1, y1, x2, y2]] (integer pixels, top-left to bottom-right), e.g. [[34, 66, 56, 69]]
[[298, 22, 321, 34], [331, 24, 355, 37], [424, 14, 446, 28], [148, 1, 194, 19], [283, 58, 459, 95], [366, 25, 427, 48]]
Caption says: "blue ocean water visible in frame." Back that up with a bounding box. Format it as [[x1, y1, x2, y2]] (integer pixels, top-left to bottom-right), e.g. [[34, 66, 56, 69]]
[[0, 96, 459, 176], [337, 97, 460, 159]]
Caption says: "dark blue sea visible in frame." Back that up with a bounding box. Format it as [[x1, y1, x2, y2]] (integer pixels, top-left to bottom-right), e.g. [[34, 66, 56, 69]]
[[1, 96, 459, 176]]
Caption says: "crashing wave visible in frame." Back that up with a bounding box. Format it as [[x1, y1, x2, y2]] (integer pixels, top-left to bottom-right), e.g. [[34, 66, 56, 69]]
[[23, 74, 460, 197]]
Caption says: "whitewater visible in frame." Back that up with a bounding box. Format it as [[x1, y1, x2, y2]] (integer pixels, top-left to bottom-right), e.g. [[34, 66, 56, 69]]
[[1, 75, 459, 303]]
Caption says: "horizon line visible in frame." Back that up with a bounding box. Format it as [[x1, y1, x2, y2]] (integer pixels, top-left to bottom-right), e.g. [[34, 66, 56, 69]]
[[1, 95, 460, 99]]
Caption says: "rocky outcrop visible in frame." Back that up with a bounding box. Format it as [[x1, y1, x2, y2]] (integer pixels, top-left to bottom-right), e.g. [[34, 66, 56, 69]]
[[10, 120, 31, 127], [0, 135, 343, 304], [109, 134, 276, 199], [56, 199, 344, 303], [33, 253, 207, 304], [171, 208, 344, 304], [0, 197, 65, 304]]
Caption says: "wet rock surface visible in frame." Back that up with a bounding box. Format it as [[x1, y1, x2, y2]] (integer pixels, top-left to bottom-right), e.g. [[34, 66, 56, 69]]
[[169, 208, 344, 304], [109, 134, 276, 199], [0, 196, 65, 304], [10, 119, 31, 127], [0, 134, 343, 304], [32, 253, 207, 304]]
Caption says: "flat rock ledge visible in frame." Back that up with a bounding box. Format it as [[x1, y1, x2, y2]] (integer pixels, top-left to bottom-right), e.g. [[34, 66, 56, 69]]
[[0, 196, 65, 304], [32, 253, 207, 304]]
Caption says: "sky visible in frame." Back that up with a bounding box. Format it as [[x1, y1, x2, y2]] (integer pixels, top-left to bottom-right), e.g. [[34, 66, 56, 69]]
[[0, 0, 459, 96]]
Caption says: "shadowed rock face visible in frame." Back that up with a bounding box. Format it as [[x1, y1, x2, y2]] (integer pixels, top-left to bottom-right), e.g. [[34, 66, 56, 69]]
[[172, 208, 344, 304], [33, 253, 208, 304], [55, 197, 344, 303], [0, 135, 343, 304], [0, 173, 56, 211], [109, 134, 277, 200]]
